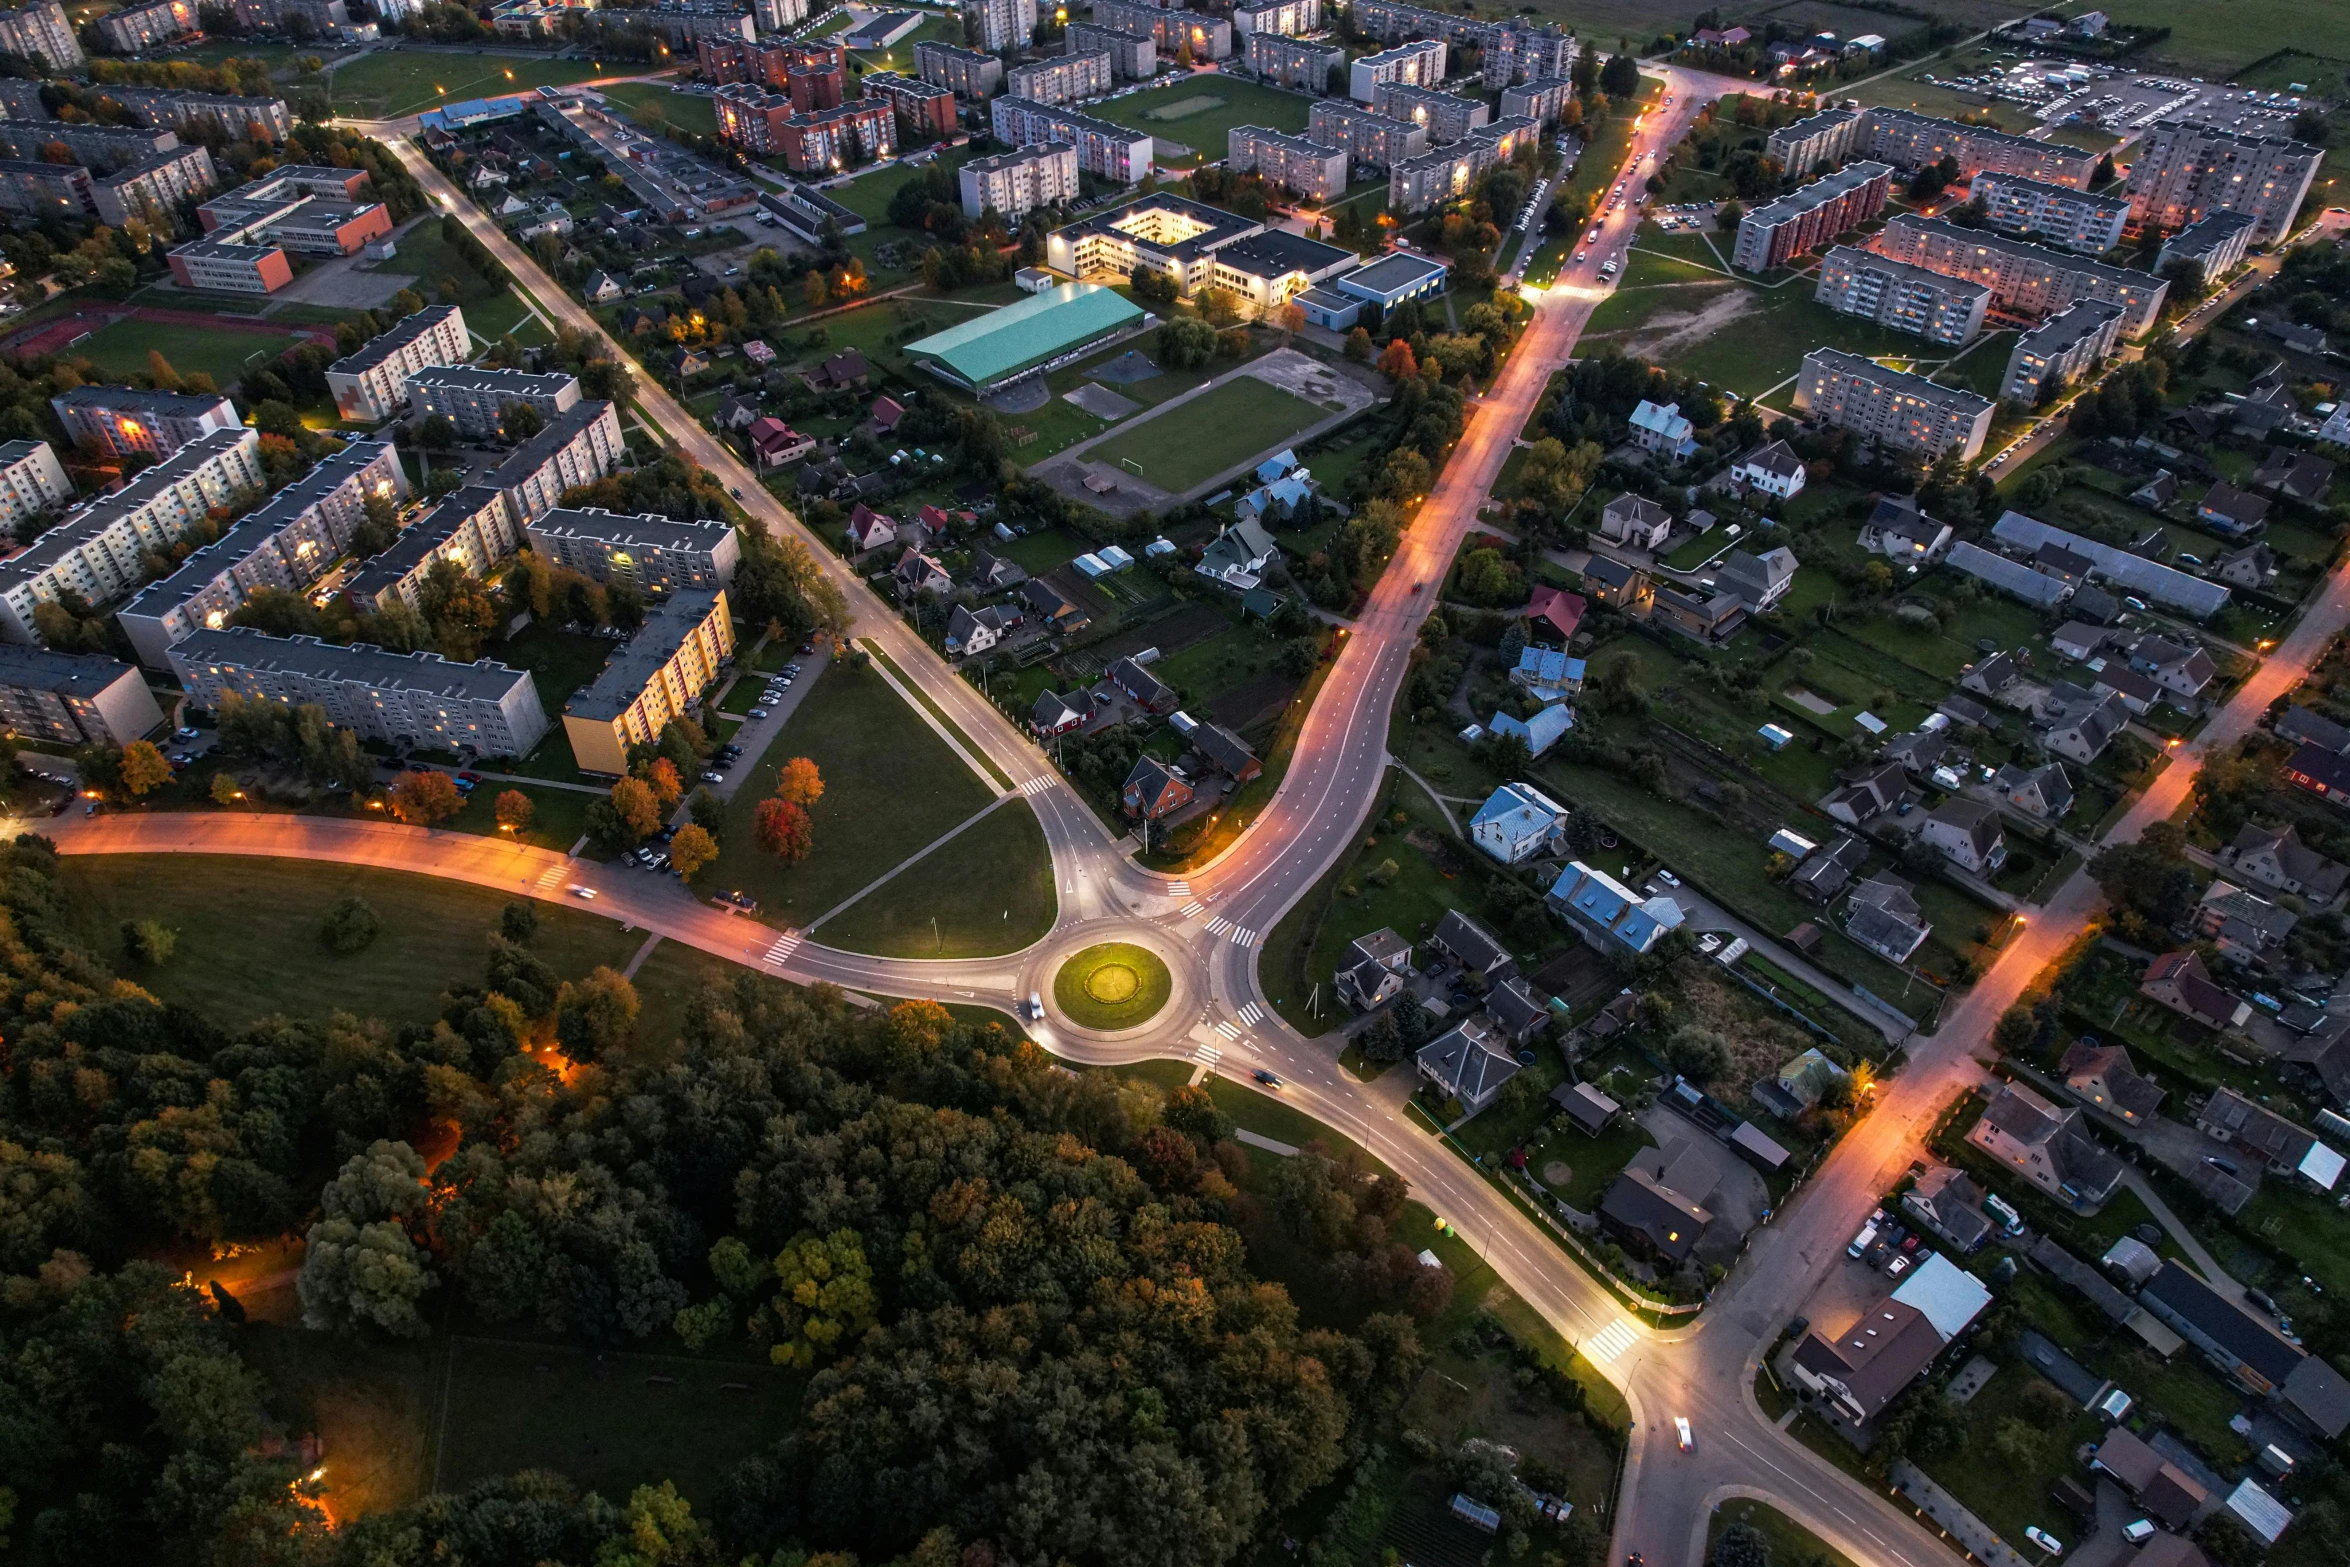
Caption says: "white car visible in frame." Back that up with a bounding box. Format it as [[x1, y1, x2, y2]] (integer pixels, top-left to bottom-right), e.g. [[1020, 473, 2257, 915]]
[[1674, 1417, 1694, 1452], [2025, 1528, 2063, 1556], [568, 885, 597, 900]]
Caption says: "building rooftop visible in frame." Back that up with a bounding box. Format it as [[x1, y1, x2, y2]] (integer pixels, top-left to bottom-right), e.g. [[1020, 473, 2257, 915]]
[[1805, 346, 1997, 415], [409, 364, 581, 400], [172, 626, 535, 703], [1054, 191, 1258, 264], [0, 642, 141, 696], [903, 281, 1144, 389], [328, 306, 464, 378], [1210, 228, 1353, 279], [0, 428, 256, 590], [122, 442, 400, 622], [1744, 160, 1894, 227], [1886, 213, 2168, 294], [486, 398, 618, 489], [1336, 249, 1449, 298], [565, 590, 723, 722], [529, 504, 732, 552], [342, 486, 507, 602]]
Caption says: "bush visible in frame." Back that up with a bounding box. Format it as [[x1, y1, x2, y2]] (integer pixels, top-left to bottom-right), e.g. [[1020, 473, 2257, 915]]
[[320, 895, 381, 954]]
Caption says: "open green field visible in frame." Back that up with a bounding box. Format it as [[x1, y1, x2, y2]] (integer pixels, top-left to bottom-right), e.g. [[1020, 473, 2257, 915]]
[[54, 856, 649, 1027], [1708, 1499, 1860, 1567], [813, 796, 1057, 957], [316, 49, 612, 119], [1086, 375, 1327, 492], [1054, 941, 1174, 1030], [1085, 75, 1313, 167], [595, 80, 720, 138], [71, 316, 296, 389], [2091, 0, 2350, 75]]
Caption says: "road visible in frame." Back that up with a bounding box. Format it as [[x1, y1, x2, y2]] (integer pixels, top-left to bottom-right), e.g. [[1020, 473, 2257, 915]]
[[47, 70, 2350, 1565]]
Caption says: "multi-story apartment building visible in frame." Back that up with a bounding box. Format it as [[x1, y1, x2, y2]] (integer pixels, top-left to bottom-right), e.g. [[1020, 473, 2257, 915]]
[[1480, 21, 1574, 87], [1876, 213, 2170, 337], [0, 118, 176, 167], [342, 486, 518, 615], [1226, 125, 1349, 201], [407, 366, 582, 440], [960, 0, 1035, 52], [959, 142, 1078, 221], [1387, 116, 1538, 213], [2126, 121, 2321, 246], [91, 145, 218, 227], [326, 305, 471, 422], [1244, 30, 1340, 91], [0, 159, 95, 220], [1306, 97, 1429, 172], [1066, 22, 1156, 79], [117, 441, 410, 668], [1863, 106, 2097, 187], [93, 0, 200, 54], [525, 508, 742, 595], [718, 88, 898, 170], [107, 88, 294, 143], [1500, 76, 1574, 127], [1374, 81, 1488, 143], [1344, 0, 1491, 52], [0, 440, 70, 534], [0, 0, 83, 71], [2002, 298, 2124, 405], [0, 77, 40, 117], [1730, 161, 1891, 272], [751, 0, 809, 28], [53, 385, 242, 460], [914, 38, 1004, 98], [696, 37, 846, 108], [860, 73, 957, 141], [0, 429, 261, 644], [563, 589, 735, 775], [1765, 107, 1860, 175], [1231, 0, 1318, 35], [1968, 170, 2129, 252], [0, 645, 161, 747], [1089, 0, 1231, 59], [991, 97, 1154, 182], [171, 627, 550, 757], [1796, 347, 1996, 462], [1006, 50, 1112, 105], [1350, 38, 1446, 103], [2158, 209, 2257, 282], [1815, 245, 1991, 345], [485, 400, 627, 523]]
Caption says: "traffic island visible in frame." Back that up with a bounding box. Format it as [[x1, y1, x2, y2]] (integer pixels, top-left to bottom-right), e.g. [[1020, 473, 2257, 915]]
[[1053, 942, 1173, 1031]]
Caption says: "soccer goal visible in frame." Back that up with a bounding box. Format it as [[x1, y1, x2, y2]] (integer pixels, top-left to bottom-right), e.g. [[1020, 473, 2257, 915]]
[[1119, 457, 1145, 477]]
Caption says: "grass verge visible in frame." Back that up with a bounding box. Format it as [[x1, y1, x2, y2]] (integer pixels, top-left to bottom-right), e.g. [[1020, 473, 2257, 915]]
[[864, 641, 1016, 791], [813, 797, 1057, 957], [1053, 941, 1173, 1030]]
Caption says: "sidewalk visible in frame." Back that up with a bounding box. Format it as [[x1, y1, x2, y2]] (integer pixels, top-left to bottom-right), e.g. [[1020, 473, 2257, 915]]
[[1891, 1460, 2033, 1567]]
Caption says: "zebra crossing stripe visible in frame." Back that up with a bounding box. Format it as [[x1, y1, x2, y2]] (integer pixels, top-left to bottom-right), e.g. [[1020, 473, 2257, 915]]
[[1018, 775, 1054, 797], [1205, 917, 1233, 937], [1166, 880, 1190, 897], [1228, 926, 1259, 947], [1192, 1042, 1223, 1066], [1582, 1320, 1638, 1365], [1215, 1021, 1240, 1040], [1238, 1002, 1264, 1026], [1180, 901, 1206, 918], [763, 934, 801, 967]]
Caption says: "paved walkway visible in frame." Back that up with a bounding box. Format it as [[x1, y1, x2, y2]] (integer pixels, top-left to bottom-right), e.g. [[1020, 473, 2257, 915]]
[[2119, 1167, 2246, 1298], [1891, 1461, 2035, 1567]]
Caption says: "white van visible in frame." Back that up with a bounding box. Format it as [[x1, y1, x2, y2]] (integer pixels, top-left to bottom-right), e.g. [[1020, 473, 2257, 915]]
[[1848, 1221, 1879, 1259]]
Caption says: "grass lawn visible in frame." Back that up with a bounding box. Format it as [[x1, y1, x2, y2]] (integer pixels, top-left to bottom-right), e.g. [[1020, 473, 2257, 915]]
[[1085, 76, 1314, 168], [54, 856, 646, 1027], [444, 779, 594, 852], [712, 660, 998, 925], [595, 80, 719, 137], [1709, 1499, 1860, 1567], [1053, 941, 1173, 1030], [812, 797, 1057, 957], [386, 220, 509, 318], [242, 1324, 438, 1521], [71, 316, 297, 388], [1920, 1352, 2105, 1559], [492, 625, 623, 782], [1087, 375, 1328, 493], [2091, 0, 2350, 74], [317, 50, 611, 119], [1660, 283, 1978, 401]]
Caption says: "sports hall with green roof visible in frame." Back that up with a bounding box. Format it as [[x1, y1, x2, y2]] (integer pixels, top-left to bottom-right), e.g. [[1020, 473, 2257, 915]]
[[903, 281, 1145, 393]]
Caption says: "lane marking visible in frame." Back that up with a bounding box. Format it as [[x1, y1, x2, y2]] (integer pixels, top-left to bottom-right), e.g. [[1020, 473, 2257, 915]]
[[763, 932, 801, 968], [1193, 1041, 1223, 1067], [1180, 900, 1206, 917]]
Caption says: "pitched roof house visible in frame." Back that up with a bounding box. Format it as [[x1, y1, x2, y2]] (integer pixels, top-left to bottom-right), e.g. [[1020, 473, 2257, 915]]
[[2226, 822, 2349, 906], [1858, 497, 1951, 561], [1919, 798, 2007, 875], [1546, 862, 1688, 955], [2194, 1087, 2345, 1190], [1628, 399, 1697, 459], [2059, 1039, 2165, 1126], [1714, 546, 1799, 614], [1121, 756, 1194, 820], [1469, 781, 1567, 865], [1428, 909, 1515, 981], [1822, 759, 1908, 824], [1335, 928, 1412, 1011], [2139, 949, 2251, 1032], [1845, 875, 1930, 963], [1598, 493, 1673, 551], [1994, 761, 2073, 819], [1728, 438, 1805, 498], [1416, 1014, 1520, 1114], [1965, 1080, 2125, 1210], [1598, 1165, 1712, 1262]]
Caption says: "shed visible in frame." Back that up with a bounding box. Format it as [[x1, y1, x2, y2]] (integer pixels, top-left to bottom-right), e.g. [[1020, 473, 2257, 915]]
[[1551, 1079, 1621, 1135], [2227, 1479, 2294, 1545], [1730, 1121, 1793, 1171]]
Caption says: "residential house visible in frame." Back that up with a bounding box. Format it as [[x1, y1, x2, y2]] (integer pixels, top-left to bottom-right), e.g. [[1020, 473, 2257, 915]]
[[803, 349, 870, 392], [1468, 781, 1567, 865], [1903, 1164, 1994, 1254], [867, 395, 904, 436], [1335, 928, 1412, 1010], [2253, 447, 2336, 504], [2140, 949, 2252, 1032], [2215, 544, 2276, 590], [1416, 1013, 1520, 1114], [1728, 438, 1806, 499], [1920, 798, 2007, 875], [1963, 652, 2024, 702], [2141, 1262, 2350, 1438], [1523, 584, 1585, 642], [972, 550, 1028, 592], [1965, 1080, 2127, 1210], [2284, 1020, 2350, 1109], [845, 504, 897, 553], [2227, 822, 2349, 906], [747, 418, 815, 469], [2195, 1088, 2345, 1191], [2126, 634, 2216, 700], [1822, 760, 1908, 825], [1022, 578, 1090, 635], [1845, 875, 1931, 963], [1121, 756, 1194, 820], [667, 347, 711, 379], [1582, 553, 1653, 613], [2091, 1429, 2210, 1532], [2287, 741, 2350, 806], [1883, 724, 1953, 778], [1790, 1297, 1950, 1421], [1487, 703, 1574, 758], [1858, 497, 1952, 562], [1714, 547, 1799, 614], [2036, 681, 2129, 764], [1196, 517, 1280, 590], [1189, 721, 1261, 783], [1108, 655, 1178, 713], [1031, 688, 1087, 737], [713, 395, 760, 432], [1428, 909, 1516, 983], [1789, 835, 1869, 903], [1598, 1164, 1712, 1264], [2129, 469, 2178, 508], [1485, 975, 1553, 1042], [1545, 862, 1688, 955], [894, 548, 953, 599], [1510, 647, 1584, 704], [2094, 662, 2163, 714], [1754, 1047, 1850, 1120], [2051, 621, 2109, 662], [1628, 399, 1697, 459], [1597, 493, 1673, 551], [2195, 879, 2297, 966], [1650, 585, 1746, 645], [945, 603, 1022, 657], [1994, 761, 2074, 820], [2060, 1039, 2165, 1126], [584, 270, 623, 303], [2280, 706, 2350, 754], [2198, 481, 2271, 537], [1552, 1080, 1622, 1135]]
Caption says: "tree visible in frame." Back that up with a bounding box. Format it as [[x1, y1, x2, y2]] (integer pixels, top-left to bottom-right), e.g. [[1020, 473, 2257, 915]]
[[1156, 315, 1218, 370], [1376, 338, 1418, 381], [121, 918, 177, 964], [609, 776, 662, 842], [1344, 326, 1373, 361], [555, 966, 640, 1061], [1599, 52, 1640, 97], [670, 822, 718, 879], [1713, 1521, 1771, 1567], [493, 788, 535, 833], [210, 771, 242, 807], [1664, 1024, 1733, 1085], [498, 398, 545, 439], [419, 412, 458, 448], [390, 768, 464, 825], [689, 786, 725, 836], [501, 901, 538, 941], [774, 755, 824, 809], [755, 796, 813, 861], [297, 1217, 437, 1337], [321, 894, 381, 953], [120, 739, 171, 796]]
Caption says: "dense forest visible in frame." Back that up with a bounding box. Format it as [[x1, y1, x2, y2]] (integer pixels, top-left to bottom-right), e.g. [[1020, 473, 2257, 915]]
[[0, 836, 1438, 1566]]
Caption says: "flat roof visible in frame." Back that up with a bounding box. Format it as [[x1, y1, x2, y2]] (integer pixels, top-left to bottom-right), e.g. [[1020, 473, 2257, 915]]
[[1337, 250, 1449, 300], [0, 429, 257, 588], [486, 398, 616, 488], [410, 365, 581, 397], [0, 642, 142, 697], [173, 626, 534, 703], [329, 306, 462, 377], [566, 590, 723, 722], [1054, 191, 1259, 262], [344, 486, 508, 599], [1212, 229, 1353, 279], [528, 504, 733, 553], [903, 282, 1143, 389]]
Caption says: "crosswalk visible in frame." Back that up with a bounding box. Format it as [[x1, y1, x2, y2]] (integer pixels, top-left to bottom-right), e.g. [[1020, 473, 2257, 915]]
[[1214, 1020, 1240, 1041], [1192, 1041, 1223, 1069], [533, 863, 568, 893], [1237, 1002, 1264, 1027], [1165, 880, 1190, 898], [1204, 917, 1260, 947], [763, 931, 801, 969], [1017, 774, 1055, 797], [1581, 1318, 1639, 1366], [1179, 901, 1205, 918]]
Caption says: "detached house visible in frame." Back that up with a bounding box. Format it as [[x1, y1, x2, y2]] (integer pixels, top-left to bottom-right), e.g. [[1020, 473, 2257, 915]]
[[2139, 949, 2252, 1032], [1546, 862, 1687, 956], [1845, 875, 1931, 963], [1629, 399, 1698, 459], [1582, 553, 1654, 613], [2060, 1039, 2165, 1126], [1108, 656, 1178, 714], [1598, 493, 1673, 551], [945, 603, 1022, 657], [1468, 781, 1568, 865], [1919, 798, 2007, 875], [1994, 761, 2073, 820], [1858, 497, 1951, 562], [1335, 928, 1412, 1011], [1031, 688, 1087, 737], [1121, 756, 1194, 821], [748, 418, 815, 469], [2227, 822, 2349, 906], [2142, 1263, 2350, 1441], [1416, 1014, 1521, 1115], [2286, 741, 2350, 807], [2198, 481, 2271, 537], [1715, 547, 1799, 614], [2195, 879, 2297, 966], [1728, 439, 1806, 499], [895, 548, 954, 599], [2215, 544, 2276, 590], [1196, 518, 1279, 590], [2125, 634, 2216, 701], [1822, 759, 1908, 825], [2036, 681, 2128, 764], [1428, 910, 1516, 983], [846, 504, 897, 553], [2195, 1088, 2346, 1191], [1966, 1080, 2126, 1211]]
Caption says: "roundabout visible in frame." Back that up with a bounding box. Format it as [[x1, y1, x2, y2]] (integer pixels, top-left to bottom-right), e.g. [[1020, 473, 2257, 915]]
[[1052, 941, 1174, 1031]]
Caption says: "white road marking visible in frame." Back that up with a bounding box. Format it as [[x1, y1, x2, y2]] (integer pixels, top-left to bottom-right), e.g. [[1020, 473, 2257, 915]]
[[763, 933, 801, 968], [1018, 774, 1055, 797], [1180, 901, 1206, 917], [1215, 1021, 1240, 1040], [1205, 916, 1233, 937], [1228, 926, 1259, 947], [1238, 1002, 1264, 1026], [1166, 880, 1190, 897], [1193, 1041, 1223, 1067], [1581, 1318, 1639, 1365]]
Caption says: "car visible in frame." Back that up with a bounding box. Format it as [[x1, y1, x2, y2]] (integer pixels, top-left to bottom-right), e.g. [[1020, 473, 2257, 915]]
[[2124, 596, 2149, 611], [174, 726, 200, 741], [458, 770, 482, 783], [1253, 1070, 1283, 1088], [83, 802, 97, 815], [801, 641, 815, 654], [2122, 1521, 2156, 1546], [569, 885, 597, 899], [1885, 1253, 1913, 1281], [1674, 1417, 1693, 1452], [2205, 1155, 2240, 1175], [1587, 228, 1602, 242], [1848, 1221, 1879, 1258], [2025, 1528, 2063, 1555], [1574, 251, 1588, 263], [1657, 869, 1680, 887], [2248, 1287, 2280, 1315], [747, 707, 770, 719], [702, 770, 726, 783]]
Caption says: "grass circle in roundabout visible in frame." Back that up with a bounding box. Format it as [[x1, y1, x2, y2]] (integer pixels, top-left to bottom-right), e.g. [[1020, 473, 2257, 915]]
[[1054, 942, 1173, 1030]]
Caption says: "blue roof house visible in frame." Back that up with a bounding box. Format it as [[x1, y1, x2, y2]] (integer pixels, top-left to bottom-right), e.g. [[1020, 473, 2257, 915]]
[[1546, 862, 1688, 955], [1255, 449, 1301, 485], [1510, 647, 1585, 704], [1629, 399, 1698, 460], [1488, 703, 1575, 757], [1469, 781, 1568, 865]]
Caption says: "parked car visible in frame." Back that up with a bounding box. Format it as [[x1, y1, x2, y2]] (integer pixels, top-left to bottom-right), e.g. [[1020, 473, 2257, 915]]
[[2024, 1527, 2063, 1556]]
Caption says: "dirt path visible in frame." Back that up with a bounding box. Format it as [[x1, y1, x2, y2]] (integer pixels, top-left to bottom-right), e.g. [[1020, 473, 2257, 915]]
[[1618, 286, 1756, 360]]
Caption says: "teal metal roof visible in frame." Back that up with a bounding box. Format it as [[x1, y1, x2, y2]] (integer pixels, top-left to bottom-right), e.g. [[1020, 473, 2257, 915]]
[[904, 282, 1143, 389]]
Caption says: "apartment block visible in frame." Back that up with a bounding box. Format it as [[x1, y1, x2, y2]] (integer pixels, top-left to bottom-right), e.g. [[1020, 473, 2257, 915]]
[[1089, 0, 1231, 60], [1500, 76, 1574, 127], [960, 0, 1035, 53], [2126, 121, 2320, 245], [405, 369, 577, 444], [1374, 82, 1488, 143], [1351, 38, 1446, 104], [1005, 50, 1112, 105], [1344, 0, 1492, 51], [1765, 107, 1860, 175], [2158, 210, 2257, 281], [1796, 347, 1996, 462], [1863, 105, 2097, 187], [326, 305, 471, 422], [342, 486, 518, 615], [0, 159, 94, 220], [860, 72, 958, 142], [914, 39, 1004, 98], [0, 118, 177, 166], [562, 589, 735, 775], [94, 0, 201, 54], [1307, 97, 1429, 172], [2002, 298, 2124, 405], [525, 508, 742, 595], [0, 0, 83, 71], [0, 429, 262, 644], [107, 88, 293, 143], [0, 645, 160, 746], [1387, 116, 1537, 214], [0, 440, 70, 534], [991, 96, 1154, 183], [1876, 212, 2169, 337], [117, 441, 410, 668], [1480, 21, 1575, 87], [1815, 245, 1991, 345], [959, 141, 1079, 221], [1730, 161, 1891, 272], [1969, 170, 2129, 252], [1066, 23, 1156, 79], [91, 144, 218, 227], [719, 87, 898, 169], [1227, 125, 1348, 201], [696, 37, 845, 101], [53, 385, 242, 460], [0, 77, 43, 118], [171, 628, 549, 757], [485, 400, 627, 523], [1231, 0, 1318, 35], [1244, 30, 1340, 91]]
